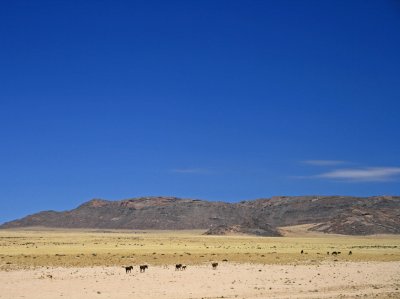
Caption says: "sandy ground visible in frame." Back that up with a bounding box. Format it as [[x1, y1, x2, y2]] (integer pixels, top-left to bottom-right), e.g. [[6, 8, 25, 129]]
[[1, 262, 399, 299]]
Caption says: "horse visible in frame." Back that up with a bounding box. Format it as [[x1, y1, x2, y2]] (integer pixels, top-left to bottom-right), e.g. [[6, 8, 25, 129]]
[[175, 264, 182, 271], [139, 265, 148, 272]]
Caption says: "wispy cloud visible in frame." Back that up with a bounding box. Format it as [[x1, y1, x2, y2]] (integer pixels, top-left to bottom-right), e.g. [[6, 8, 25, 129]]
[[317, 167, 400, 182], [170, 168, 209, 174], [302, 160, 347, 166]]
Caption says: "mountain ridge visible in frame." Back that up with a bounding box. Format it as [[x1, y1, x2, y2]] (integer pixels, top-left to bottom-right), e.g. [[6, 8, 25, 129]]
[[2, 195, 400, 235]]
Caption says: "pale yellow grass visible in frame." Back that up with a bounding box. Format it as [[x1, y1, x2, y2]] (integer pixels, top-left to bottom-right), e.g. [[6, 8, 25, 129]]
[[1, 227, 400, 269]]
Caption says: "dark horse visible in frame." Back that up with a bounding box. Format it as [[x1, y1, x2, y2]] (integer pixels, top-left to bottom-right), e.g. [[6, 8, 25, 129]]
[[212, 262, 218, 269], [125, 266, 133, 273], [175, 264, 182, 271], [139, 265, 148, 272]]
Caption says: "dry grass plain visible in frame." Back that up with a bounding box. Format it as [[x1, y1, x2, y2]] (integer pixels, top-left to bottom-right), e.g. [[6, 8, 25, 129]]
[[1, 227, 400, 298], [1, 226, 400, 268]]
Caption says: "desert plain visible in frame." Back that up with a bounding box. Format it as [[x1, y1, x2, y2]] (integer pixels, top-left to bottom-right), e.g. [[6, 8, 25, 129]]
[[1, 226, 400, 299]]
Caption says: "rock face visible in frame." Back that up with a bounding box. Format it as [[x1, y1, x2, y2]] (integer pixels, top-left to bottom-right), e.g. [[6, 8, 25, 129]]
[[310, 207, 400, 235], [1, 196, 400, 235], [204, 221, 282, 237]]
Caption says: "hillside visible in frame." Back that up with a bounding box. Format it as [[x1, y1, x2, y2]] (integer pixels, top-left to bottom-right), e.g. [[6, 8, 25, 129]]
[[1, 196, 400, 235]]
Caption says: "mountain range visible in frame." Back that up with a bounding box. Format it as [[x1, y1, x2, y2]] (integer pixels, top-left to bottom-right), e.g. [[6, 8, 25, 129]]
[[1, 196, 400, 235]]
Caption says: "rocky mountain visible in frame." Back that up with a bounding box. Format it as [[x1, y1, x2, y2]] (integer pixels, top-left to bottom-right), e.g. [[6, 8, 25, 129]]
[[1, 196, 400, 235]]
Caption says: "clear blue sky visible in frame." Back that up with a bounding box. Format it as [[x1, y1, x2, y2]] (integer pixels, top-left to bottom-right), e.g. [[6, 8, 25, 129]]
[[1, 0, 400, 223]]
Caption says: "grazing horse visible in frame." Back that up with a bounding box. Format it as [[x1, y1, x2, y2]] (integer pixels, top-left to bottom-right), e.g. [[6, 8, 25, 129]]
[[182, 265, 187, 270], [139, 265, 148, 272], [125, 266, 133, 273], [212, 262, 218, 269], [331, 251, 338, 256], [175, 264, 182, 271]]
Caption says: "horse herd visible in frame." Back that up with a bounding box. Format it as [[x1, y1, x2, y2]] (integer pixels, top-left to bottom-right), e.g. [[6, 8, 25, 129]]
[[300, 250, 353, 256], [125, 262, 219, 273], [125, 250, 353, 274]]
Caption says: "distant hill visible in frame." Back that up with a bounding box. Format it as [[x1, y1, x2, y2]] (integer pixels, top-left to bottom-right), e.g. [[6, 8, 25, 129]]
[[1, 196, 400, 235]]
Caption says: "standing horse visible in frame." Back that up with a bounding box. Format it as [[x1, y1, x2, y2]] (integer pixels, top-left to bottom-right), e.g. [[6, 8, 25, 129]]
[[140, 265, 148, 272]]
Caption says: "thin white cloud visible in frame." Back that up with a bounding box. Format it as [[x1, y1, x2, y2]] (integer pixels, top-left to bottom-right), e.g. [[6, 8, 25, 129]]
[[302, 160, 347, 166], [170, 168, 209, 174], [317, 167, 400, 182]]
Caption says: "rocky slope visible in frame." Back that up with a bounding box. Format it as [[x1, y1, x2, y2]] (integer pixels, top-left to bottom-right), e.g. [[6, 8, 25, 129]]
[[1, 196, 400, 235], [204, 220, 282, 237]]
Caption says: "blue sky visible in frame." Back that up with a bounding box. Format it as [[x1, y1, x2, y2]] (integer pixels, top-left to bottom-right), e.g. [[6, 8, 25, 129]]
[[1, 0, 400, 223]]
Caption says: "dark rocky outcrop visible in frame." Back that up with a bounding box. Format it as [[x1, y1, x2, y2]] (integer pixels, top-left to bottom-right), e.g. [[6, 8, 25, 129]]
[[204, 221, 281, 237]]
